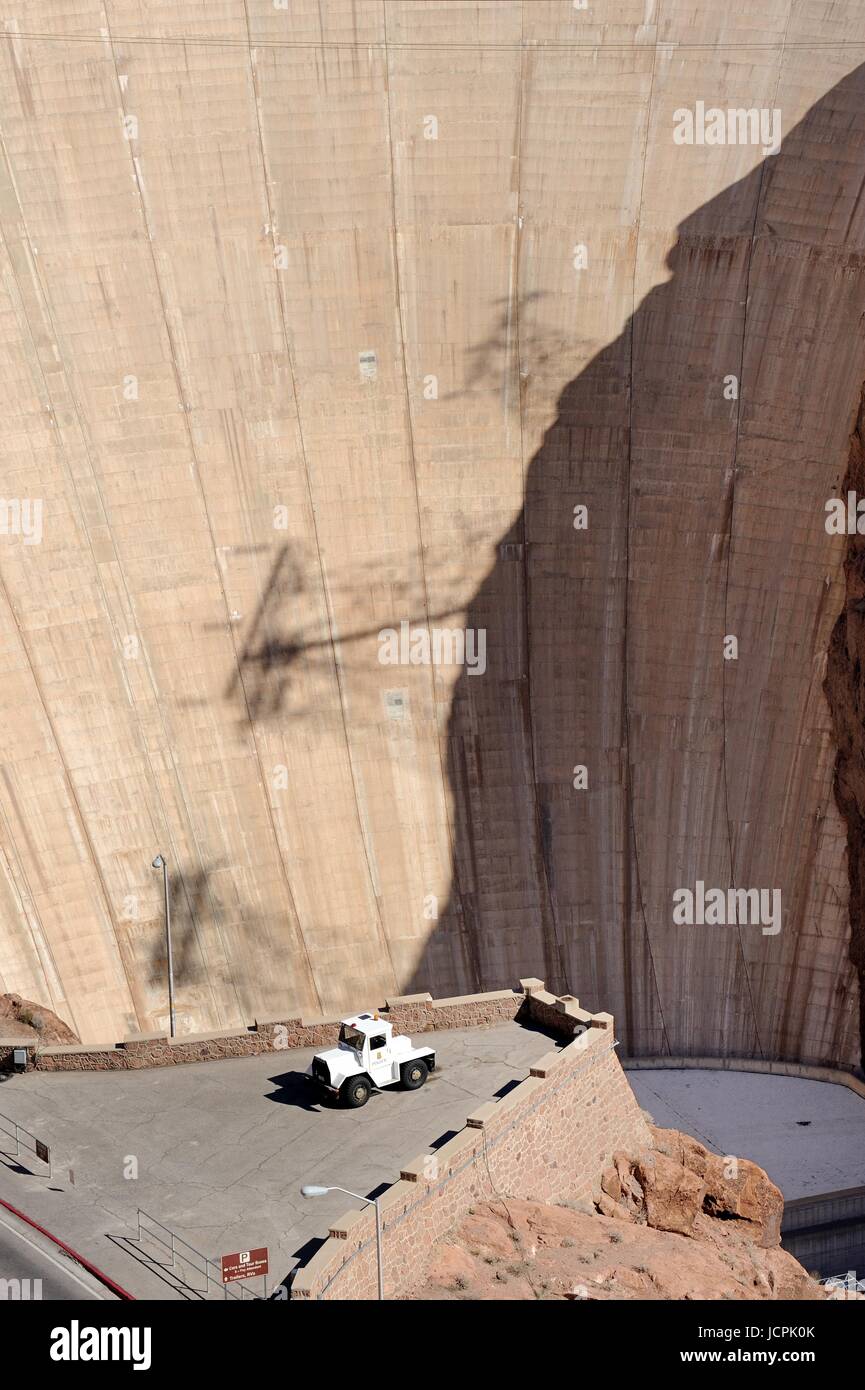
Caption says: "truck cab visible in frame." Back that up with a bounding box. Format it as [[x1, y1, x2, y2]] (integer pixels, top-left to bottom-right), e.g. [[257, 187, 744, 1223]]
[[307, 1012, 436, 1107]]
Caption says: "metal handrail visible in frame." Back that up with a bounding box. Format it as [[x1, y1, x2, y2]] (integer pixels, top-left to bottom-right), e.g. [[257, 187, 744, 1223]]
[[131, 1208, 264, 1300], [0, 1109, 51, 1177]]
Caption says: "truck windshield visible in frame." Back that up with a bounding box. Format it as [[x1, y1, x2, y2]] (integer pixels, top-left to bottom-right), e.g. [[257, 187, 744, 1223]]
[[339, 1025, 365, 1052]]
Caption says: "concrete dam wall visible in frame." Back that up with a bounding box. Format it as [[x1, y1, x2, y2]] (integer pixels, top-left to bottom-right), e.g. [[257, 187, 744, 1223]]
[[1, 1, 864, 1062]]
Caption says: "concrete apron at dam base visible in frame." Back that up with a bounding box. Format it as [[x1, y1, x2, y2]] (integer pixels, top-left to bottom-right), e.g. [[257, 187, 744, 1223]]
[[628, 1066, 865, 1281]]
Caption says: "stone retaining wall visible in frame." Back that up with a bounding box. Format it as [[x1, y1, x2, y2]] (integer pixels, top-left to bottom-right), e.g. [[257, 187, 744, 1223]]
[[290, 998, 651, 1300], [0, 1037, 32, 1072], [4, 987, 524, 1073]]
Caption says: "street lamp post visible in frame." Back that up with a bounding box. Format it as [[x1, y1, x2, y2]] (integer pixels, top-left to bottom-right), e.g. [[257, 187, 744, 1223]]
[[301, 1184, 384, 1299], [151, 854, 176, 1038]]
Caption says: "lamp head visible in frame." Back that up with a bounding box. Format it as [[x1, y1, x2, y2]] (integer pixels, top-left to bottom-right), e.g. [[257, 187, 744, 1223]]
[[152, 854, 165, 870], [301, 1185, 330, 1198]]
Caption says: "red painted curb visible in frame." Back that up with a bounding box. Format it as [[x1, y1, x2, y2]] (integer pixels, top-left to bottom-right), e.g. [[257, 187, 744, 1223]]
[[0, 1196, 136, 1300]]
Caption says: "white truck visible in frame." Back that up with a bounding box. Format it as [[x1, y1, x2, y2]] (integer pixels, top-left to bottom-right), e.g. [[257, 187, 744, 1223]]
[[306, 1012, 436, 1108]]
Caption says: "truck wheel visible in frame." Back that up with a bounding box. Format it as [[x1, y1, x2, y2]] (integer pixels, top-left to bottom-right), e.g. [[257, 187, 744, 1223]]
[[342, 1076, 372, 1108], [401, 1059, 428, 1091]]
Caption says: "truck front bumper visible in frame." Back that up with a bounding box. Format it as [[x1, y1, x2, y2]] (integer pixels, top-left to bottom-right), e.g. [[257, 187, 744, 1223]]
[[306, 1072, 338, 1095]]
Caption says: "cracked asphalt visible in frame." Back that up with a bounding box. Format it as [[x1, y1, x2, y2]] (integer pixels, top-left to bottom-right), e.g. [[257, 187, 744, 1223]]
[[0, 1020, 558, 1299]]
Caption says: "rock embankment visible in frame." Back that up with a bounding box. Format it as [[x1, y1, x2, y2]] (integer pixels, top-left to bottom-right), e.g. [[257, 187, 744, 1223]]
[[419, 1126, 825, 1301], [0, 993, 79, 1045]]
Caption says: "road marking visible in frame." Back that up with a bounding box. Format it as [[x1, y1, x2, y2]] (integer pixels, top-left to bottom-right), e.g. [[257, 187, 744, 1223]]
[[0, 1211, 105, 1299]]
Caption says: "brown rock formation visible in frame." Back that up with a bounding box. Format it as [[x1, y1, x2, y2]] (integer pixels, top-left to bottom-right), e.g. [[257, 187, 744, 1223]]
[[633, 1126, 784, 1248], [633, 1151, 706, 1238], [0, 994, 79, 1045], [417, 1127, 819, 1301]]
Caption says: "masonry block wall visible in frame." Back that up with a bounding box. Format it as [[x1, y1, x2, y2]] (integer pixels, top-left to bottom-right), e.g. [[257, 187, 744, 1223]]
[[291, 1001, 652, 1300], [8, 988, 523, 1073]]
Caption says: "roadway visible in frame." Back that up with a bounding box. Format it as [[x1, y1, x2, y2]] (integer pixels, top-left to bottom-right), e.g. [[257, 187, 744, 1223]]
[[0, 1204, 106, 1301]]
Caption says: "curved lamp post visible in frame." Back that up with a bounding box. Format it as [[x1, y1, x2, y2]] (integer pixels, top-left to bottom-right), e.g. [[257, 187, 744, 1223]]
[[301, 1184, 384, 1299]]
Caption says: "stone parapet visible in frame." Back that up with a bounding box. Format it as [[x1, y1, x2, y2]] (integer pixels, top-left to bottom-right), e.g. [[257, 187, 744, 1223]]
[[290, 1002, 652, 1300], [6, 984, 524, 1073]]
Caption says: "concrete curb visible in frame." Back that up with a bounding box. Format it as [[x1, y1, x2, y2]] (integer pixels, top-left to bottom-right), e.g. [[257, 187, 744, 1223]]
[[624, 1055, 865, 1099], [0, 1196, 136, 1300]]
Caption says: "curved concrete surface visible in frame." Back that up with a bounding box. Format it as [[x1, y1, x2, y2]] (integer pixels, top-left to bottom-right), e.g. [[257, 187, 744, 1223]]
[[629, 1068, 865, 1199], [0, 4, 864, 1065]]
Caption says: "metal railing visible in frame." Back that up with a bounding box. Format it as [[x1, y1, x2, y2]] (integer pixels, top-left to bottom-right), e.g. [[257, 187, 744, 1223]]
[[129, 1209, 265, 1300], [782, 1185, 865, 1281], [0, 1110, 51, 1177]]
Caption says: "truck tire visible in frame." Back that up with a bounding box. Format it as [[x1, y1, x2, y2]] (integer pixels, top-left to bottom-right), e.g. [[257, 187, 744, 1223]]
[[342, 1076, 372, 1108], [401, 1059, 428, 1091]]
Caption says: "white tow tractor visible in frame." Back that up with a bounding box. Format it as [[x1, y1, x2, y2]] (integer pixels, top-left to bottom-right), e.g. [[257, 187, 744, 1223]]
[[307, 1012, 436, 1108]]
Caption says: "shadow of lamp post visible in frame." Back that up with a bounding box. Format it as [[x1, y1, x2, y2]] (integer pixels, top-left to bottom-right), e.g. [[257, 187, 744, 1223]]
[[151, 853, 176, 1039]]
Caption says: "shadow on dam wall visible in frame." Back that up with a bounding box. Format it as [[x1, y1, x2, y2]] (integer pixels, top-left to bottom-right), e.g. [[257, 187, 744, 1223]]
[[407, 63, 865, 1065]]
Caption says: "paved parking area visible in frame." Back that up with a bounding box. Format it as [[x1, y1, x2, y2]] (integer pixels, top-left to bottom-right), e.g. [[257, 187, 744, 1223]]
[[0, 1020, 558, 1298]]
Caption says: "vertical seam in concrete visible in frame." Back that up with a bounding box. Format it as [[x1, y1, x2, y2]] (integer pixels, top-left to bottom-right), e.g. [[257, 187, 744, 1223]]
[[0, 796, 62, 1005], [624, 9, 671, 1056], [513, 11, 568, 991], [0, 113, 241, 1029], [720, 8, 794, 1061], [0, 570, 124, 1042], [381, 2, 475, 981], [240, 0, 396, 997], [0, 124, 171, 1032], [101, 3, 305, 1021]]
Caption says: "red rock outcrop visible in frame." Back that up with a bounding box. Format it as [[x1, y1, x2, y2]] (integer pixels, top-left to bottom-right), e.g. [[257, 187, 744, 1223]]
[[417, 1127, 820, 1302], [614, 1126, 784, 1248], [0, 993, 79, 1045]]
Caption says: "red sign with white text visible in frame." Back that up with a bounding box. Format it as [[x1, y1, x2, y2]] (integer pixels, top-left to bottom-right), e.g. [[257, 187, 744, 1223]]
[[221, 1248, 269, 1283]]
